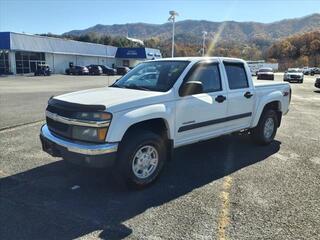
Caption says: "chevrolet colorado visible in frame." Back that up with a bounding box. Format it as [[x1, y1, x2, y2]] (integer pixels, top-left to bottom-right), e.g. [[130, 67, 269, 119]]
[[40, 57, 291, 188]]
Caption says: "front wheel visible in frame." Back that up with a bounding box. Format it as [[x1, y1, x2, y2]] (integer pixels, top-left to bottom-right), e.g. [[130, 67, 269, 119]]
[[252, 109, 278, 145], [115, 130, 166, 189]]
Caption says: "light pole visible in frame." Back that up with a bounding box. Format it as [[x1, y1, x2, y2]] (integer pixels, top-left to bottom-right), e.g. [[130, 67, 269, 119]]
[[202, 31, 207, 56], [168, 10, 179, 58]]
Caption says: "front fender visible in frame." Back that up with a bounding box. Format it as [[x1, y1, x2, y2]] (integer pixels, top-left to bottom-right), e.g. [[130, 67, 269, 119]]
[[106, 103, 174, 142], [251, 91, 283, 128]]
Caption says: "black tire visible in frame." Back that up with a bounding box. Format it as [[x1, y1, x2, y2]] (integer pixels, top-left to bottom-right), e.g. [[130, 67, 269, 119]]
[[115, 130, 166, 189], [252, 109, 278, 145]]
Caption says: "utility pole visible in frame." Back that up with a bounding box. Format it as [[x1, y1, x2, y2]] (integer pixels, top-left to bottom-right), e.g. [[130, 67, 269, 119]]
[[202, 31, 208, 56], [168, 11, 179, 58]]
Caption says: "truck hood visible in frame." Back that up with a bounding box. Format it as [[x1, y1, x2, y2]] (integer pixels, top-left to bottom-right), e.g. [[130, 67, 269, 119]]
[[54, 87, 169, 112], [286, 72, 303, 76], [258, 72, 273, 75]]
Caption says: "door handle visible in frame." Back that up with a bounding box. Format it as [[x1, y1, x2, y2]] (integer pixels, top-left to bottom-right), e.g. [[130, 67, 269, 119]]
[[244, 91, 253, 98], [215, 95, 226, 103]]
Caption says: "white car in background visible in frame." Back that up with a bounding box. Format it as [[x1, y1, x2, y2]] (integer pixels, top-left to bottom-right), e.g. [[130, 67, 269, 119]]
[[284, 68, 304, 83]]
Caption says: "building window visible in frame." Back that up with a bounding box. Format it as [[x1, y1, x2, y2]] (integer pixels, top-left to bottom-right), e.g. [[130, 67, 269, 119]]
[[123, 60, 130, 67], [15, 51, 46, 74], [0, 50, 9, 74]]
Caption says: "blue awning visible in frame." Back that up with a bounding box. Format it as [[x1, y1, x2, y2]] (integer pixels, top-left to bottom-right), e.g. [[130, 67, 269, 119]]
[[0, 32, 10, 49]]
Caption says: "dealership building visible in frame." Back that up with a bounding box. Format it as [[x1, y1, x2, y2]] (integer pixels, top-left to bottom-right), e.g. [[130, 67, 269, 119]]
[[0, 32, 161, 75]]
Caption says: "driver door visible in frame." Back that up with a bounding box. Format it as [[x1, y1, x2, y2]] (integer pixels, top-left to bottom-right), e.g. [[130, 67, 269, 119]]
[[175, 61, 228, 147]]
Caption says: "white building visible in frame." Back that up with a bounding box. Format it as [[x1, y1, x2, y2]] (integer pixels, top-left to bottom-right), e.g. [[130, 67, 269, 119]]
[[0, 32, 161, 74], [246, 60, 279, 75]]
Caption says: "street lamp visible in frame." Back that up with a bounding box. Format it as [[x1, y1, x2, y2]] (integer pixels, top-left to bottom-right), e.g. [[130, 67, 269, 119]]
[[168, 10, 179, 58], [202, 31, 208, 56]]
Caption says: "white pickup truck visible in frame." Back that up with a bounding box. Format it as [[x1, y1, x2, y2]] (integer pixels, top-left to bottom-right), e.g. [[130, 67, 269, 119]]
[[40, 57, 291, 188]]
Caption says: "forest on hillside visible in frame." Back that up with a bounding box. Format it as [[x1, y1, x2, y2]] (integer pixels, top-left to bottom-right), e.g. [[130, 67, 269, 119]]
[[267, 30, 320, 69], [40, 32, 268, 60], [40, 30, 320, 69]]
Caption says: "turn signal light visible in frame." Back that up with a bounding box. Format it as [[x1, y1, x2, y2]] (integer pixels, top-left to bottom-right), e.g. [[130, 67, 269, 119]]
[[98, 128, 108, 141]]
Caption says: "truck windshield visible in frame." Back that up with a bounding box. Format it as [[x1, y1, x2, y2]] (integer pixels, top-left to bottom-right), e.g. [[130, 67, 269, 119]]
[[288, 69, 301, 73], [111, 61, 190, 92]]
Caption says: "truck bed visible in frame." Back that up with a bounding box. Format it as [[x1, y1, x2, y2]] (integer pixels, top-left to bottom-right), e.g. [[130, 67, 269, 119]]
[[253, 80, 288, 88]]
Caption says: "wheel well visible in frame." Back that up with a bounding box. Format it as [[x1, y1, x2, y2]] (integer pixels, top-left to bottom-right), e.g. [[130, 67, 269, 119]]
[[123, 118, 169, 141], [262, 101, 282, 127], [122, 118, 174, 161]]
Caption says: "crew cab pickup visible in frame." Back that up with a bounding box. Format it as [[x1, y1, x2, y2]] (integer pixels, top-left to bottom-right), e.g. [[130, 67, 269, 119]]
[[40, 57, 291, 188]]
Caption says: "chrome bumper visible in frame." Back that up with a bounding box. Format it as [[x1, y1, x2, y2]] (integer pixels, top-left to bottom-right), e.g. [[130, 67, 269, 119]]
[[40, 124, 118, 156]]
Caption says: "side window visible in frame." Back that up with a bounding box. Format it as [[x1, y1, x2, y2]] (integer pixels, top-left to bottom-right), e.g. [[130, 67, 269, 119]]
[[224, 62, 249, 89], [185, 63, 222, 93]]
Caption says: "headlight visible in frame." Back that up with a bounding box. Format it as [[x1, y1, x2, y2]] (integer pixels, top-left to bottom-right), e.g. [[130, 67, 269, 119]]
[[75, 112, 112, 121], [72, 126, 108, 142], [72, 112, 112, 142]]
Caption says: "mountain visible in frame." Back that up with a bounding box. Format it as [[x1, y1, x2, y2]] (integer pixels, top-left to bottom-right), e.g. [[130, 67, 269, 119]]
[[64, 14, 320, 43]]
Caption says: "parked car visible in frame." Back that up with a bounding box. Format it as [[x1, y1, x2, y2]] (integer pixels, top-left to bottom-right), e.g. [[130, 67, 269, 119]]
[[116, 66, 130, 75], [284, 68, 304, 83], [312, 67, 320, 75], [257, 67, 274, 80], [40, 57, 291, 189], [98, 65, 117, 75], [87, 65, 103, 75], [302, 67, 315, 76], [315, 77, 320, 89], [34, 64, 51, 76], [65, 66, 89, 75]]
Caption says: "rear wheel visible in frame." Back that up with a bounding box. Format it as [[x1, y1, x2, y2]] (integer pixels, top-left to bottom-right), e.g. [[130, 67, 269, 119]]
[[252, 109, 278, 145], [115, 130, 166, 189]]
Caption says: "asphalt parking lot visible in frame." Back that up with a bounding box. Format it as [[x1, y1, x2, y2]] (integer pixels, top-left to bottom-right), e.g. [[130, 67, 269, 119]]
[[0, 74, 319, 239]]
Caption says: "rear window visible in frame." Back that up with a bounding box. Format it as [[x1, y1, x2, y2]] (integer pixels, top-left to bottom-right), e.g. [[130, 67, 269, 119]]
[[259, 68, 273, 72], [224, 62, 249, 89]]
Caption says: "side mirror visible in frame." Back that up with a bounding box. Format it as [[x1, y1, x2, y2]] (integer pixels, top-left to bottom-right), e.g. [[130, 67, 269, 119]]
[[179, 81, 203, 97]]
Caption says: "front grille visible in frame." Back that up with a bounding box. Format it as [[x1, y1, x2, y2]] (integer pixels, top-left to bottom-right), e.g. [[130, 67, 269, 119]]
[[46, 117, 72, 139], [290, 75, 301, 79], [45, 98, 106, 141], [46, 102, 75, 139], [259, 74, 273, 79]]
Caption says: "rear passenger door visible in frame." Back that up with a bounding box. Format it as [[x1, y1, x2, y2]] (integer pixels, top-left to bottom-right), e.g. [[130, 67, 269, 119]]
[[223, 61, 255, 130]]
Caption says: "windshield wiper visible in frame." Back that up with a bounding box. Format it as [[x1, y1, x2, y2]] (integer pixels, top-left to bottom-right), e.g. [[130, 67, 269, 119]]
[[123, 84, 151, 91], [110, 84, 125, 88]]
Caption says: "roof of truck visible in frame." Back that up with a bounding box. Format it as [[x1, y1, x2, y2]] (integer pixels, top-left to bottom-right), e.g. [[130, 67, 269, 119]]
[[150, 57, 246, 63]]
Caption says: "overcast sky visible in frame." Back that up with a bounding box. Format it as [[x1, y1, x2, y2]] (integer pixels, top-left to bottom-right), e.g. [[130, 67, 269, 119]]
[[0, 0, 319, 34]]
